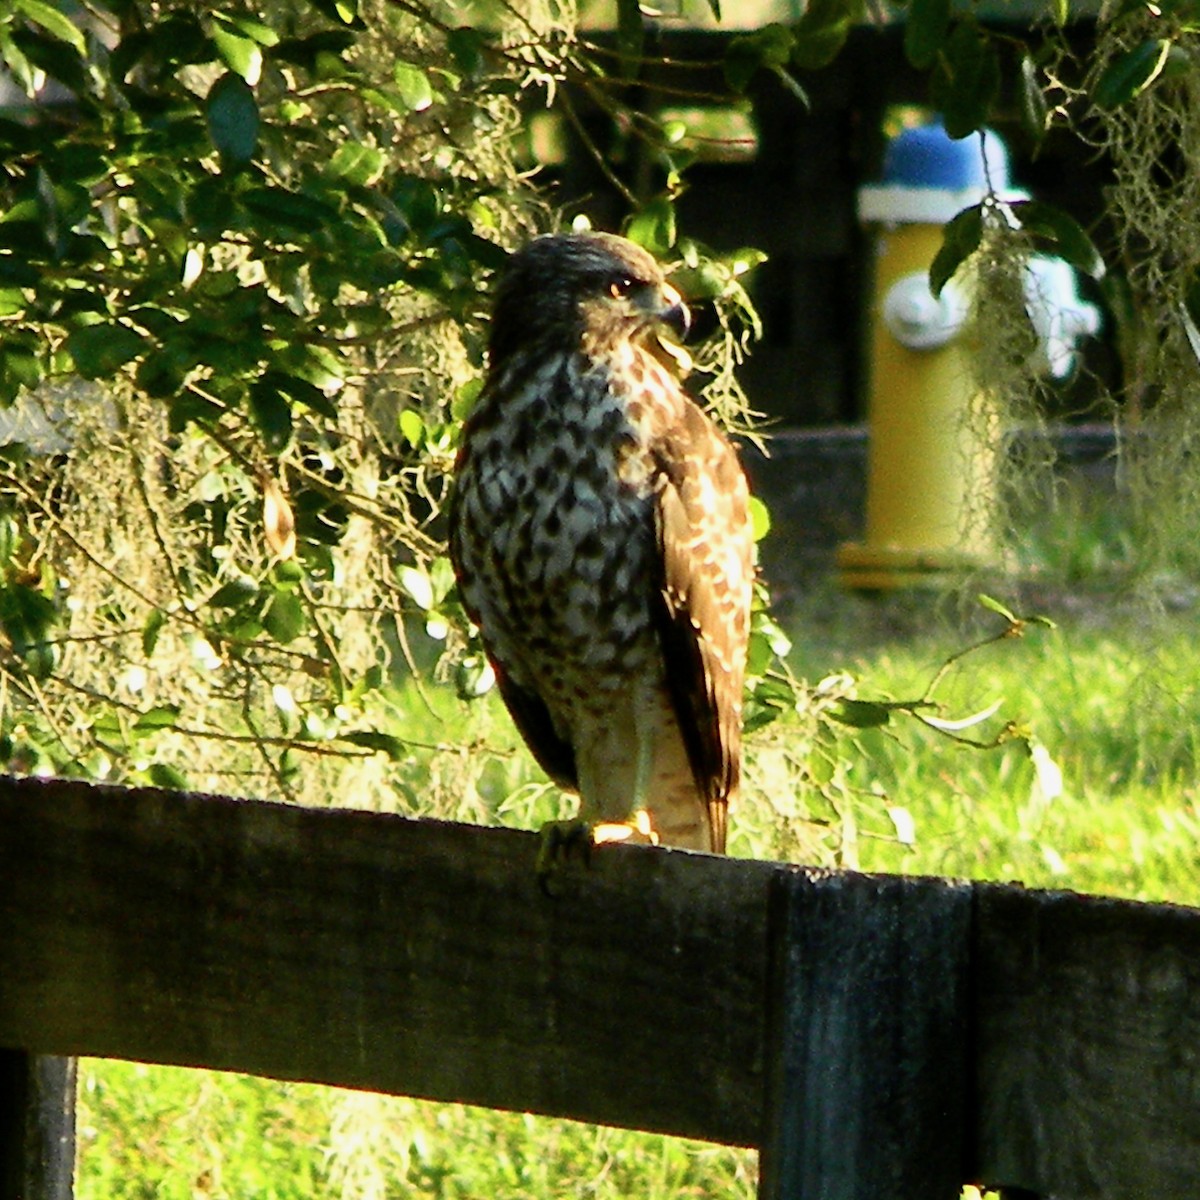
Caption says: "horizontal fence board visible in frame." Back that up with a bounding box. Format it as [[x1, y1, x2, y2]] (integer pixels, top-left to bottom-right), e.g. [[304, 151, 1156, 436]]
[[4, 776, 1200, 1198], [0, 776, 778, 1146]]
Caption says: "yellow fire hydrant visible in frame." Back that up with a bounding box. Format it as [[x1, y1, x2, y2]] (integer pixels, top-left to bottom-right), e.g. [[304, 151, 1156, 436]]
[[837, 119, 1097, 589]]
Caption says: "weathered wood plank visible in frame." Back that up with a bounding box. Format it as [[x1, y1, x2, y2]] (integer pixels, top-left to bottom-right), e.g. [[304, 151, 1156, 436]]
[[974, 883, 1200, 1199], [6, 775, 1200, 1200], [758, 870, 972, 1200], [0, 1051, 76, 1200], [0, 775, 779, 1147]]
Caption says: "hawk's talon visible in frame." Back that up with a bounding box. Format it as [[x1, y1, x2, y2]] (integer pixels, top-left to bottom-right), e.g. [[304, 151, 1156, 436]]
[[536, 812, 660, 897], [593, 810, 659, 846]]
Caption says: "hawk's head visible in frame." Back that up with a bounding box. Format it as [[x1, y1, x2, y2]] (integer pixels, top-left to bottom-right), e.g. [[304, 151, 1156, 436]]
[[487, 232, 689, 369]]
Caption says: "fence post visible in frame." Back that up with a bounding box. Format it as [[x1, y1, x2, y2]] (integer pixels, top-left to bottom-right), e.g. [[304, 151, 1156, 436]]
[[0, 1051, 76, 1200], [758, 870, 974, 1200]]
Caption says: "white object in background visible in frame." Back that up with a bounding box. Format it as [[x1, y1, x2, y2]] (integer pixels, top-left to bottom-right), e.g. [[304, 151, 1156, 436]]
[[881, 271, 970, 349], [1024, 255, 1102, 378]]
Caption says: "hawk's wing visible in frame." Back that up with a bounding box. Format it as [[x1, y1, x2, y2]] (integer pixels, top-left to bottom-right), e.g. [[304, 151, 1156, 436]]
[[652, 400, 753, 855], [493, 666, 578, 793]]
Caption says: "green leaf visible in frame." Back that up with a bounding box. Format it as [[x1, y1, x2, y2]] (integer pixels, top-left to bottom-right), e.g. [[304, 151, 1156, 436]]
[[142, 607, 167, 657], [1009, 200, 1106, 280], [14, 0, 85, 54], [625, 195, 676, 255], [12, 27, 87, 93], [791, 0, 858, 70], [168, 386, 224, 434], [0, 515, 16, 567], [325, 142, 385, 187], [248, 377, 294, 454], [930, 21, 1001, 139], [904, 0, 950, 70], [34, 166, 61, 255], [223, 15, 280, 47], [280, 344, 344, 392], [0, 580, 57, 672], [750, 608, 792, 664], [724, 39, 760, 93], [429, 556, 455, 605], [134, 704, 181, 731], [1, 344, 39, 403], [455, 652, 495, 700], [273, 560, 305, 587], [398, 407, 425, 447], [725, 23, 795, 92], [748, 494, 771, 542], [742, 703, 783, 735], [135, 345, 189, 399], [1019, 54, 1050, 147], [209, 576, 259, 608], [977, 592, 1018, 622], [447, 26, 486, 77], [212, 26, 262, 84], [340, 729, 407, 758], [829, 698, 893, 728], [65, 323, 149, 379], [148, 762, 189, 790], [745, 626, 773, 678], [392, 62, 433, 111], [398, 564, 434, 611], [241, 187, 337, 234], [261, 588, 306, 643], [206, 72, 259, 171], [452, 378, 482, 421], [928, 204, 982, 297], [260, 370, 336, 420], [1093, 38, 1172, 109], [751, 22, 795, 68], [0, 26, 39, 96], [306, 0, 364, 26]]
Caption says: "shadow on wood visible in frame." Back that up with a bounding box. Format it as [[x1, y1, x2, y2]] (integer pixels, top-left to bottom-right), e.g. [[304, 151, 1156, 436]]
[[2, 775, 1200, 1200]]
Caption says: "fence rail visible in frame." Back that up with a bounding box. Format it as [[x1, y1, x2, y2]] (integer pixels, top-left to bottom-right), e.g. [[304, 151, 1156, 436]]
[[2, 775, 1199, 1199]]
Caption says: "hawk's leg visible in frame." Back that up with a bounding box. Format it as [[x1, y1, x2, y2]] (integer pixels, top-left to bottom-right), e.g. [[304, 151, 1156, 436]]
[[535, 812, 659, 896]]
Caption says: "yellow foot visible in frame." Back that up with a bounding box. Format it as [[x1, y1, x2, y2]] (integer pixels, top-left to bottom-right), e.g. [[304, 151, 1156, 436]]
[[593, 810, 659, 846], [535, 812, 659, 896]]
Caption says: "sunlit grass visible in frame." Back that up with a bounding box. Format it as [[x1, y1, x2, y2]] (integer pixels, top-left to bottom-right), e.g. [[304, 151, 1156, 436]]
[[75, 580, 1200, 1198], [783, 582, 1200, 906]]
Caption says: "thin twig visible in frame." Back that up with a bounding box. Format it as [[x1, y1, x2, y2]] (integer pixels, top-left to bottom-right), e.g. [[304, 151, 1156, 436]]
[[558, 87, 639, 207]]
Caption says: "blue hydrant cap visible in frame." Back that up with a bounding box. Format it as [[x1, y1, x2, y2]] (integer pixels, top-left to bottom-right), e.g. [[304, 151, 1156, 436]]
[[882, 120, 1011, 191], [859, 117, 1025, 224]]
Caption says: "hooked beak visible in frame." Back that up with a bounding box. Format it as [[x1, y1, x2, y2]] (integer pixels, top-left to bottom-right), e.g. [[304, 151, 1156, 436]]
[[659, 281, 691, 340]]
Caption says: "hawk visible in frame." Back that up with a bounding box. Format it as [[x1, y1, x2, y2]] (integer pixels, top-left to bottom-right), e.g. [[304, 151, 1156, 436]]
[[448, 232, 754, 854]]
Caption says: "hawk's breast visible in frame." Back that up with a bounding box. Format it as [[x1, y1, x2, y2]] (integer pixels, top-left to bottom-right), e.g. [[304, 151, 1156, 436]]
[[452, 349, 674, 723]]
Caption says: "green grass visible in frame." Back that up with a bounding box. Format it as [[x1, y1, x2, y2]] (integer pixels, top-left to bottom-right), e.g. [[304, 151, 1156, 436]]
[[75, 582, 1200, 1198], [781, 583, 1200, 905]]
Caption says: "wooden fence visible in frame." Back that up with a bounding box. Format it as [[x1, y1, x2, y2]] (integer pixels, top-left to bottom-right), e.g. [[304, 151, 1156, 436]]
[[2, 774, 1199, 1200]]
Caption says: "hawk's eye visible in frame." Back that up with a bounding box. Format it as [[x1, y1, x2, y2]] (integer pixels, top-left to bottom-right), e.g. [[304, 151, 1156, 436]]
[[609, 275, 636, 299]]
